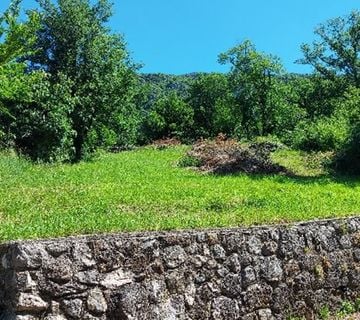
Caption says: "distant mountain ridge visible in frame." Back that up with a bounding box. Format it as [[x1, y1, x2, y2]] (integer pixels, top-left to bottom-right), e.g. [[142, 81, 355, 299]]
[[139, 72, 206, 98]]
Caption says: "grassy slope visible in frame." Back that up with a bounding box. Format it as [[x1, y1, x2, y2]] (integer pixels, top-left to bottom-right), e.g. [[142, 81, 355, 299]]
[[0, 146, 359, 241]]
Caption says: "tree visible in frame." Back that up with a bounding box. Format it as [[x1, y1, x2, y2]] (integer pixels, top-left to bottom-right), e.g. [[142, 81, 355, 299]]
[[219, 40, 284, 138], [286, 74, 347, 120], [0, 0, 40, 147], [298, 10, 360, 87], [11, 73, 76, 162], [144, 92, 194, 141], [333, 87, 360, 174], [188, 73, 233, 138], [0, 0, 40, 65], [29, 0, 138, 162]]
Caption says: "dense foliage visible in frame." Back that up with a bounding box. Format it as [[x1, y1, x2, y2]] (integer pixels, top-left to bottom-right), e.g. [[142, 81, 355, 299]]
[[219, 40, 286, 138], [30, 0, 140, 162], [298, 10, 360, 87], [0, 1, 359, 173], [333, 87, 360, 173], [1, 0, 139, 162], [0, 0, 41, 148]]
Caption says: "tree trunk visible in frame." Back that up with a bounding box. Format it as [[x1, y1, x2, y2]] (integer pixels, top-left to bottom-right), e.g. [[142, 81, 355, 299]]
[[73, 130, 85, 163]]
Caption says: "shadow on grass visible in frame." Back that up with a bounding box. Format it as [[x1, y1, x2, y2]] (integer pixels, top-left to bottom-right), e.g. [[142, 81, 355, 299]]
[[274, 174, 359, 187], [208, 170, 360, 187]]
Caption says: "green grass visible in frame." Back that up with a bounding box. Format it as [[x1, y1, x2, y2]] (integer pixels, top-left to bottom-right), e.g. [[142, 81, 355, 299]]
[[0, 146, 360, 242]]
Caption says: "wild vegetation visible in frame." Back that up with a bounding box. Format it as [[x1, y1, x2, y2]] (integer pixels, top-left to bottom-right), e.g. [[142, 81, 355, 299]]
[[0, 0, 360, 239], [0, 0, 359, 166]]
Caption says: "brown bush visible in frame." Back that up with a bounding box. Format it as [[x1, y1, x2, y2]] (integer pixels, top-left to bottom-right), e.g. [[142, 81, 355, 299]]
[[184, 135, 287, 175], [151, 138, 181, 149]]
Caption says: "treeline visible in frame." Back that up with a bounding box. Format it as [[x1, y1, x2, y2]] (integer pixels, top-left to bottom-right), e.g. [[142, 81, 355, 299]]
[[0, 0, 359, 173]]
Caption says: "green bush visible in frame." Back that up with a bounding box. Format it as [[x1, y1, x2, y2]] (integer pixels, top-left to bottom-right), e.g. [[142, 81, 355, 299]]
[[333, 123, 360, 175], [325, 87, 360, 175], [318, 305, 330, 319], [291, 116, 349, 152], [12, 74, 75, 162], [178, 154, 202, 168], [0, 65, 43, 150], [143, 92, 194, 142]]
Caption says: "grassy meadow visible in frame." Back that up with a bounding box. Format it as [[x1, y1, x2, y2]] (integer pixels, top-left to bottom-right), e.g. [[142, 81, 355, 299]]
[[0, 145, 360, 242]]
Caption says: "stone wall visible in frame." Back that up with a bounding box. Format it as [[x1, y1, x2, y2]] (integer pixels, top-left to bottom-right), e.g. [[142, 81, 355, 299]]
[[1, 217, 360, 319]]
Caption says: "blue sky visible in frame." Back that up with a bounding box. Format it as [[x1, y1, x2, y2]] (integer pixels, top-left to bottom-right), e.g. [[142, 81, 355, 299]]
[[1, 0, 359, 74]]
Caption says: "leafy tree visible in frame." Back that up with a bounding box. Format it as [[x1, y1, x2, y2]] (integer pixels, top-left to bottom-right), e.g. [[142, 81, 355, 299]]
[[339, 86, 360, 124], [12, 73, 75, 162], [0, 1, 41, 146], [334, 123, 360, 174], [270, 81, 307, 141], [298, 10, 360, 87], [188, 73, 233, 138], [0, 0, 40, 65], [144, 92, 194, 141], [219, 40, 286, 138], [29, 0, 138, 161], [286, 74, 347, 120], [0, 64, 27, 147], [332, 87, 360, 173]]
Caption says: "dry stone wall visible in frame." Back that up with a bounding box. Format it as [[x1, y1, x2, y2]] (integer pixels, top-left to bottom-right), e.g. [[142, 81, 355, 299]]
[[1, 217, 360, 319]]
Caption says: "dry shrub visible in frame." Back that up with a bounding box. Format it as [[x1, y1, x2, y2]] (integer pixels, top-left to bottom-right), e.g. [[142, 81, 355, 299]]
[[151, 138, 181, 149], [183, 134, 287, 175]]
